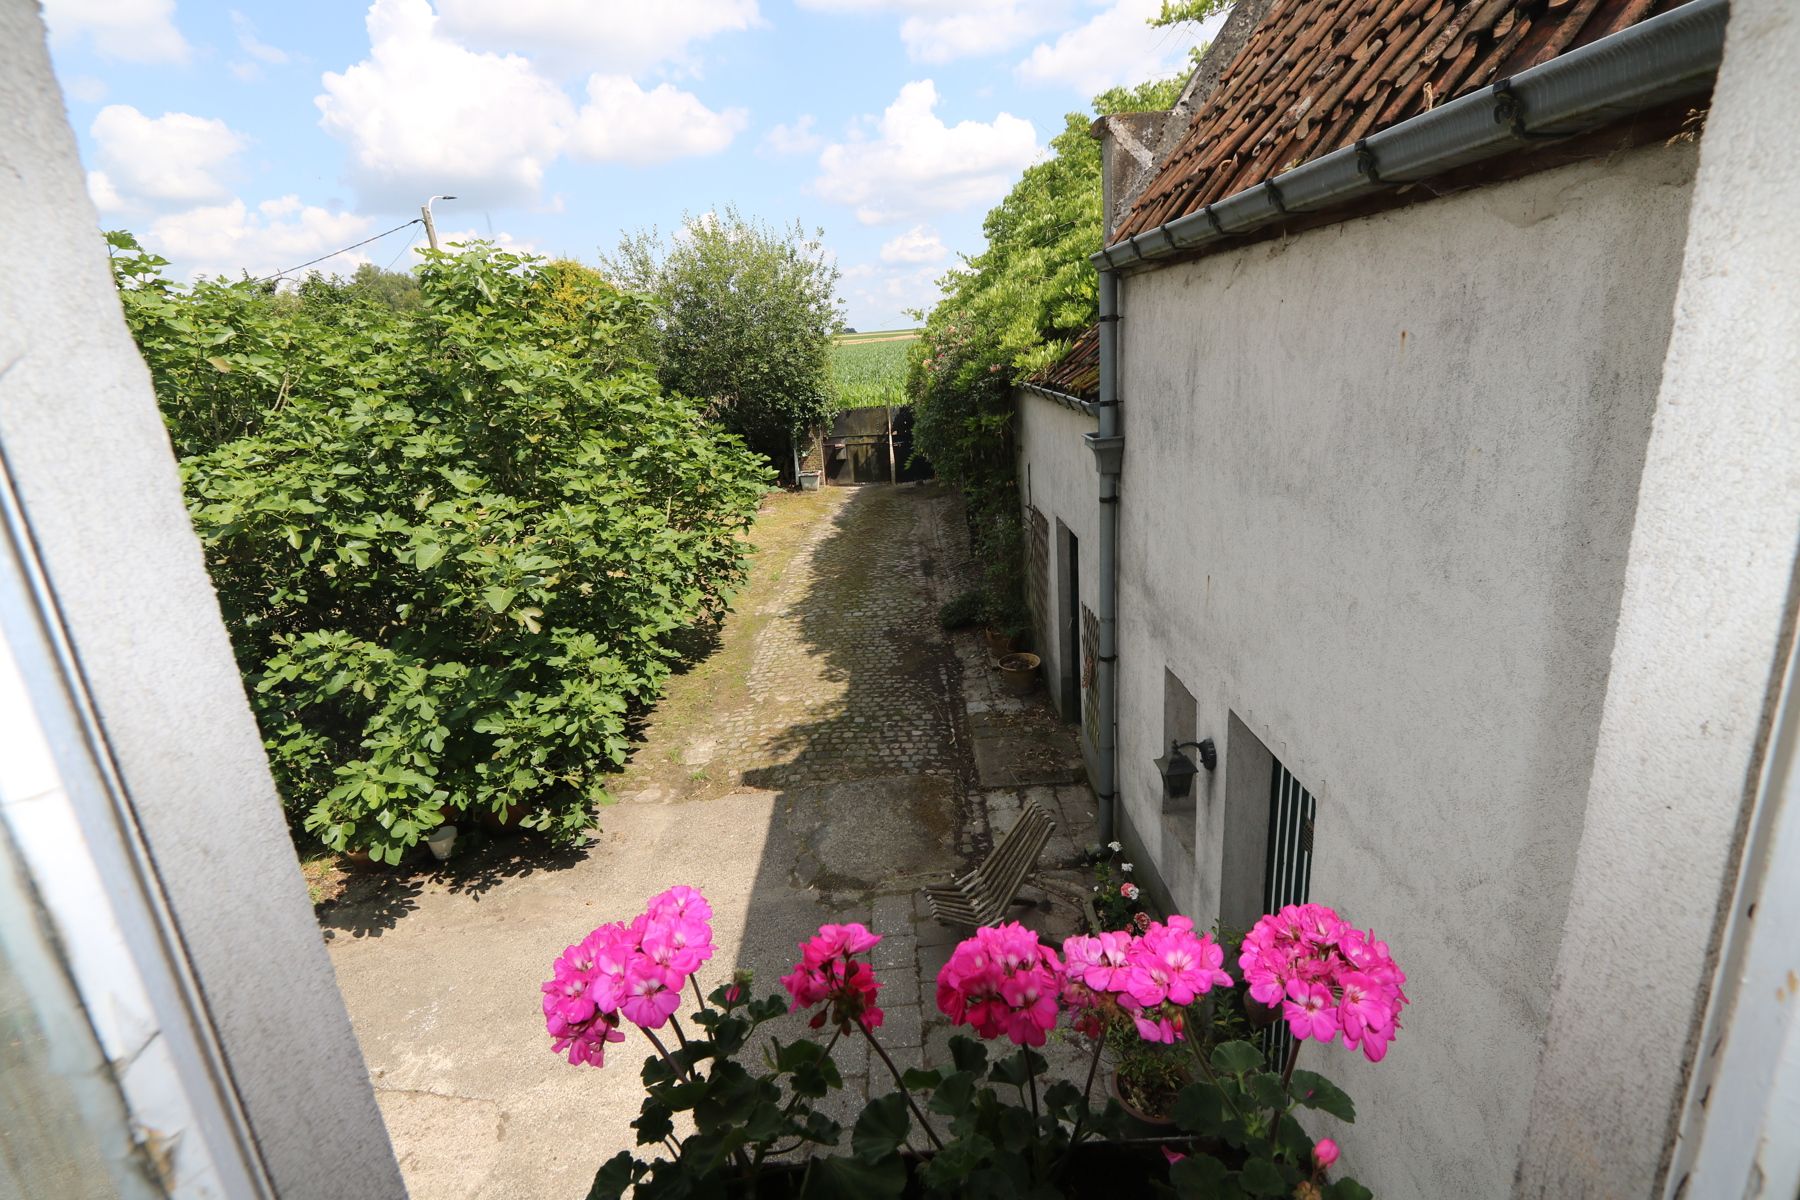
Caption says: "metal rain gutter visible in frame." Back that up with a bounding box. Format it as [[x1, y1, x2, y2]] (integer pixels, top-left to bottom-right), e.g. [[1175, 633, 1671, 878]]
[[1019, 381, 1099, 418], [1079, 0, 1726, 859], [1087, 269, 1123, 846], [1091, 0, 1727, 274]]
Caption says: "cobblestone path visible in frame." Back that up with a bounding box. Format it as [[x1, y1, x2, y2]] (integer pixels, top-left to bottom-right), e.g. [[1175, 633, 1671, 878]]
[[617, 483, 966, 800], [325, 483, 1095, 1200]]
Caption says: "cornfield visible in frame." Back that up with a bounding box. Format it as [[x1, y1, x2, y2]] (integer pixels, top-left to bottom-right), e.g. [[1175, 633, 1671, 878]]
[[832, 333, 916, 410]]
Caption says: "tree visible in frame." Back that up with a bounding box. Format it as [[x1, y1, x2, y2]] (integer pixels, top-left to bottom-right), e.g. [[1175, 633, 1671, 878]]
[[606, 207, 844, 470], [342, 261, 424, 310], [109, 233, 771, 862], [909, 77, 1187, 635]]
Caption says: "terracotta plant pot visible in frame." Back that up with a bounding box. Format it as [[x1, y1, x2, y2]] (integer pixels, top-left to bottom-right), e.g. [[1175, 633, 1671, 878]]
[[1108, 1066, 1181, 1129], [983, 628, 1019, 658], [997, 651, 1040, 696]]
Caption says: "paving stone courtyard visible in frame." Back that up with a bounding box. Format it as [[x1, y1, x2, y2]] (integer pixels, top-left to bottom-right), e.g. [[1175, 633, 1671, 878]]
[[321, 483, 1100, 1199]]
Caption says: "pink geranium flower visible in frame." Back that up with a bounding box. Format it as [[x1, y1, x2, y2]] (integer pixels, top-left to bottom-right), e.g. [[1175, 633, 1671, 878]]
[[621, 962, 683, 1029], [937, 923, 1066, 1046], [1240, 904, 1408, 1061], [1282, 978, 1340, 1043], [542, 930, 629, 1066], [1084, 931, 1137, 993], [1132, 1010, 1184, 1044], [648, 885, 713, 925], [541, 886, 718, 1067], [782, 922, 885, 1032], [1126, 916, 1233, 1009]]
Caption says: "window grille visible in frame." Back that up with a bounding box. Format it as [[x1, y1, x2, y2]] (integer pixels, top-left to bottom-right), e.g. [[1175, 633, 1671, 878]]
[[1259, 757, 1317, 1066]]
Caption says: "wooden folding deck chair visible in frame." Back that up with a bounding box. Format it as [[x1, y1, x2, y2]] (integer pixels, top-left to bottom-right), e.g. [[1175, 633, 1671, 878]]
[[924, 801, 1056, 927]]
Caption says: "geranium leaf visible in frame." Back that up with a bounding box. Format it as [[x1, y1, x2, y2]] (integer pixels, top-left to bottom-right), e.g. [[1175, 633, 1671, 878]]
[[1210, 1040, 1265, 1075], [851, 1092, 911, 1163], [1289, 1070, 1356, 1122]]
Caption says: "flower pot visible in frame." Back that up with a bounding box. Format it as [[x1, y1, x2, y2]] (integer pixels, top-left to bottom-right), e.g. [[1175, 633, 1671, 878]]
[[1108, 1066, 1180, 1129], [997, 652, 1040, 696], [426, 824, 458, 861], [720, 1139, 1192, 1196], [983, 628, 1019, 658], [797, 470, 822, 492]]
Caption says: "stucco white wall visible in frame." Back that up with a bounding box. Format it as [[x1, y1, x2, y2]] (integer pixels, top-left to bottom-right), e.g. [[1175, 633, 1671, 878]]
[[1015, 393, 1100, 726], [1110, 142, 1697, 1196], [1518, 0, 1800, 1191], [0, 6, 403, 1196]]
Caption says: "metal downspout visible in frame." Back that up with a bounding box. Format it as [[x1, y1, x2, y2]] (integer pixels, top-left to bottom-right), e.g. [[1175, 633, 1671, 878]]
[[1088, 270, 1124, 844], [1068, 0, 1728, 847]]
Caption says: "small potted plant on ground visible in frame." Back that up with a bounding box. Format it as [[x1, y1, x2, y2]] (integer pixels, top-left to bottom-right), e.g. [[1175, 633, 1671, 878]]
[[997, 650, 1041, 695], [1107, 1022, 1192, 1125]]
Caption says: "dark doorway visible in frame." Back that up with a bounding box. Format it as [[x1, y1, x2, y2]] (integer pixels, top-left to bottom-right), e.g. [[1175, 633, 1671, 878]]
[[1057, 523, 1080, 722]]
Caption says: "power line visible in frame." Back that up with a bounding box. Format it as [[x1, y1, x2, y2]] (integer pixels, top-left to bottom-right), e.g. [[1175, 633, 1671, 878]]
[[382, 228, 422, 271], [253, 218, 421, 284]]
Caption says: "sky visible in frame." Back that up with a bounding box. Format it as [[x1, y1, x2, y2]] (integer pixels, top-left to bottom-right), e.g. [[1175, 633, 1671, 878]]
[[41, 0, 1226, 331]]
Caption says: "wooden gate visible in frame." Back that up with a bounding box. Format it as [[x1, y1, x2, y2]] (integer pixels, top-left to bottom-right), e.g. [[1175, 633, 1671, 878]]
[[823, 406, 932, 484]]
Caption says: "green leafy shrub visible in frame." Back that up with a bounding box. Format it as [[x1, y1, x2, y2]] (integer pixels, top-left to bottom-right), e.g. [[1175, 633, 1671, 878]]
[[109, 234, 772, 861], [909, 77, 1188, 634], [938, 590, 985, 630]]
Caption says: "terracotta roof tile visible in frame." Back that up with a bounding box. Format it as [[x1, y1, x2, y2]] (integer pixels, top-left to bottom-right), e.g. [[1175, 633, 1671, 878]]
[[1111, 0, 1680, 243], [1028, 327, 1101, 401]]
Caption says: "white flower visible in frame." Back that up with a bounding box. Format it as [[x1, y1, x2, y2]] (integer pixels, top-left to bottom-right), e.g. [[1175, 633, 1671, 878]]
[[1121, 862, 1134, 874], [1107, 841, 1122, 853]]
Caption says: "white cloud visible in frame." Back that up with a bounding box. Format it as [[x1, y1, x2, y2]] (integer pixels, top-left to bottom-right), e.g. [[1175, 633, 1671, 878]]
[[64, 75, 109, 103], [840, 261, 943, 327], [231, 10, 290, 64], [435, 0, 759, 75], [761, 115, 823, 156], [86, 170, 128, 214], [567, 76, 747, 165], [813, 81, 1039, 225], [228, 13, 293, 82], [796, 0, 1066, 62], [90, 105, 248, 205], [879, 225, 947, 264], [317, 0, 574, 208], [1016, 0, 1227, 95], [143, 196, 378, 281], [41, 0, 189, 64]]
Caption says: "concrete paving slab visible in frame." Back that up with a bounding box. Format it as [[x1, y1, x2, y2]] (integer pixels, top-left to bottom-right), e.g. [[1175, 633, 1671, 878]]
[[323, 486, 1100, 1199]]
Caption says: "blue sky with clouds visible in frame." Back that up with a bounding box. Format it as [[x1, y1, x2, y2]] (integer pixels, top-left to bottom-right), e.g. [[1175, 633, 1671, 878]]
[[42, 0, 1224, 330]]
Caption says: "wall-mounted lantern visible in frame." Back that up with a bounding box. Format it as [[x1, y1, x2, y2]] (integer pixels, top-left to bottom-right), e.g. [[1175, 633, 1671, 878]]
[[1156, 738, 1217, 800]]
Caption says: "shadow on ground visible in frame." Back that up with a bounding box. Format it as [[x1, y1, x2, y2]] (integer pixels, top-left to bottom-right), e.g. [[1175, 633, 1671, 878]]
[[321, 484, 1094, 1200]]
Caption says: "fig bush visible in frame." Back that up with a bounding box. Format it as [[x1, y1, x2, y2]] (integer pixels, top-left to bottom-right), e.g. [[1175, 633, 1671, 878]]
[[109, 235, 771, 861]]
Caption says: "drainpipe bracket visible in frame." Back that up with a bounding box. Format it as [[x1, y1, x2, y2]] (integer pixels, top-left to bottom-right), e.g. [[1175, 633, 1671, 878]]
[[1085, 432, 1124, 475]]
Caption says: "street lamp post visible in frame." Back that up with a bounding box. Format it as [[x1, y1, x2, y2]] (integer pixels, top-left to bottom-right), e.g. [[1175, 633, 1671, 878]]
[[420, 194, 457, 251]]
